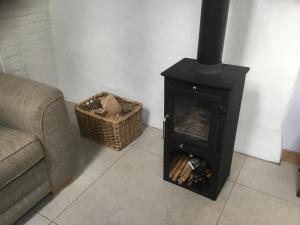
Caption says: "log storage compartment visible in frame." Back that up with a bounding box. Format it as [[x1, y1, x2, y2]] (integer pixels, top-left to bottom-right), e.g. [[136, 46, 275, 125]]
[[168, 151, 214, 193]]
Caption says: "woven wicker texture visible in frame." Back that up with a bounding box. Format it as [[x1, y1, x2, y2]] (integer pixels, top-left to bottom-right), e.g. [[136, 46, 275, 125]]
[[75, 92, 143, 150]]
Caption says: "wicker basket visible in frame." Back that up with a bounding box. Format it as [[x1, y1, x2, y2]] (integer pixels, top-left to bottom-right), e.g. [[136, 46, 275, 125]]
[[74, 92, 143, 150]]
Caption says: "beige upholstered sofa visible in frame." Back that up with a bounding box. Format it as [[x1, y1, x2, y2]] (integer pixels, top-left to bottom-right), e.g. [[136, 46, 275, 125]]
[[0, 73, 73, 225]]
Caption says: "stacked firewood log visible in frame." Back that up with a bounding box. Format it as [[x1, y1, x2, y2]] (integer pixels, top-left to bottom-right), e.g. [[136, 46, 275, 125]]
[[169, 155, 192, 184], [169, 154, 213, 186]]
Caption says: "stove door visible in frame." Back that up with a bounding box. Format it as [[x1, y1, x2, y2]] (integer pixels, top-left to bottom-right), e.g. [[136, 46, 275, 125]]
[[174, 95, 212, 141], [165, 81, 227, 154]]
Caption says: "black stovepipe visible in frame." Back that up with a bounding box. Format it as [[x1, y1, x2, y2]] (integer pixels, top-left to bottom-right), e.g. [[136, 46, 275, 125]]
[[197, 0, 230, 65]]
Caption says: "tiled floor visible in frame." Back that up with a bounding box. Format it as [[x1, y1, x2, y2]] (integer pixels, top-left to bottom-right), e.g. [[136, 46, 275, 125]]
[[15, 108, 300, 225]]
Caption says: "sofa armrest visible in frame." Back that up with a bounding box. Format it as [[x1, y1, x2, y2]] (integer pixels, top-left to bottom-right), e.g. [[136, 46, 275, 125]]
[[0, 73, 73, 192], [42, 95, 73, 192]]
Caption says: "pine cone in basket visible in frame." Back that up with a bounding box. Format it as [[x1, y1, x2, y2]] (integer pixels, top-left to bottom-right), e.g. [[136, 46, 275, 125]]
[[83, 98, 102, 111]]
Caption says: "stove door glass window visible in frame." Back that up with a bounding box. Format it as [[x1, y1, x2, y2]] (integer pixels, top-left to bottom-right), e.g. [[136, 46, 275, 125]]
[[174, 95, 211, 141]]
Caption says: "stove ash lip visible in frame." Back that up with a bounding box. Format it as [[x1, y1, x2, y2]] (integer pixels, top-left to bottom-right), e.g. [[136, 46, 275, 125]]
[[197, 0, 230, 66]]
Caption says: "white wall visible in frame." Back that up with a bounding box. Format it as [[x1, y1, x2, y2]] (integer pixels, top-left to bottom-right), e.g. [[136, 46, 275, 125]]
[[224, 0, 300, 162], [51, 0, 202, 127], [51, 0, 300, 163], [0, 0, 57, 87], [283, 72, 300, 153]]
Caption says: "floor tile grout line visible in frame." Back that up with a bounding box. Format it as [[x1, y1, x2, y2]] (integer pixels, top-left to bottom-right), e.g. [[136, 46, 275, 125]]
[[49, 118, 288, 224], [234, 155, 248, 183], [127, 126, 152, 149], [40, 125, 150, 222], [215, 182, 236, 225], [51, 145, 132, 222], [233, 155, 300, 206], [47, 220, 55, 225], [49, 221, 59, 225], [235, 182, 300, 207], [217, 157, 300, 225], [233, 156, 300, 206], [131, 135, 251, 224], [38, 212, 53, 223], [135, 147, 163, 158], [215, 156, 248, 225], [127, 126, 164, 158]]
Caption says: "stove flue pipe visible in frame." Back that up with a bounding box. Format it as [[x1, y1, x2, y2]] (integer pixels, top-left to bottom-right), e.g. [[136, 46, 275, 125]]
[[197, 0, 230, 65]]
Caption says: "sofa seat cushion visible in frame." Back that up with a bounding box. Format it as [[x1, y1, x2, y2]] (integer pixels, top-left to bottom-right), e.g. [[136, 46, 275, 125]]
[[0, 126, 44, 189]]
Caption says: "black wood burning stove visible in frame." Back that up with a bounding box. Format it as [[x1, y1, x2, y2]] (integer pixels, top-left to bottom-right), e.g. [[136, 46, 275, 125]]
[[161, 0, 249, 200]]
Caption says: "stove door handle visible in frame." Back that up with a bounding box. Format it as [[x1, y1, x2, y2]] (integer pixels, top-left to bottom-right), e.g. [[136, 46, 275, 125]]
[[163, 114, 170, 139]]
